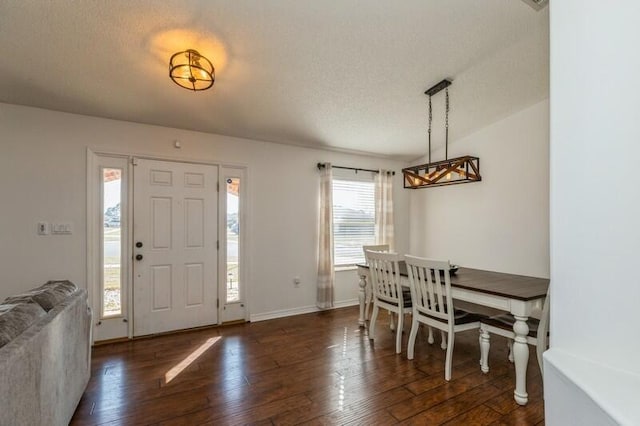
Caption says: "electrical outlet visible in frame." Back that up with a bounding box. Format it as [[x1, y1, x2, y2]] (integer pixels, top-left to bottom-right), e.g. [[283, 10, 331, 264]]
[[293, 276, 301, 287]]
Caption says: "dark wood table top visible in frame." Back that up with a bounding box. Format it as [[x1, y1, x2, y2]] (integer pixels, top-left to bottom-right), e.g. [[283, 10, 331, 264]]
[[357, 262, 549, 301]]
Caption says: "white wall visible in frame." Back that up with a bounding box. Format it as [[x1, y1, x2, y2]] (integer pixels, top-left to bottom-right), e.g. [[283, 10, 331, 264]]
[[550, 0, 640, 376], [409, 99, 549, 278], [0, 103, 409, 319], [545, 2, 640, 424]]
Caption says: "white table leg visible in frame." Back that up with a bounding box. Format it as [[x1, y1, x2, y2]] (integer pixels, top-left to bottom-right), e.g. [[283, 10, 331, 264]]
[[512, 315, 530, 405], [358, 273, 367, 327], [479, 328, 490, 373]]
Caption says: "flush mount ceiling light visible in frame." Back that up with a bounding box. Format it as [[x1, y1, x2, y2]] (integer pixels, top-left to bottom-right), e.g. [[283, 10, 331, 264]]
[[169, 49, 215, 91], [402, 79, 481, 189]]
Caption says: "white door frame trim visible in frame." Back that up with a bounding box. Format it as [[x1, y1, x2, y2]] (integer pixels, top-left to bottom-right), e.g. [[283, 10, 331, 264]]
[[86, 145, 249, 169], [87, 148, 250, 342], [86, 150, 133, 341]]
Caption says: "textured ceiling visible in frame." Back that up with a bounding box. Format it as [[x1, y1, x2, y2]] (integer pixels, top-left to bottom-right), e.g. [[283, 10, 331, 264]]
[[0, 0, 548, 160]]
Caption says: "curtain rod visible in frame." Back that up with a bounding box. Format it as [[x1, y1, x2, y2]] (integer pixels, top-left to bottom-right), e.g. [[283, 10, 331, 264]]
[[316, 163, 395, 175]]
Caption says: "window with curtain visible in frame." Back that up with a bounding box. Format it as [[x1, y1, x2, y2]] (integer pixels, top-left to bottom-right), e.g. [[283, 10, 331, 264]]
[[332, 177, 375, 266]]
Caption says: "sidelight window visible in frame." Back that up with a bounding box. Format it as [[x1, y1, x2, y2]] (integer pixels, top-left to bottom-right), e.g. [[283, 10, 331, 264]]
[[102, 168, 123, 317]]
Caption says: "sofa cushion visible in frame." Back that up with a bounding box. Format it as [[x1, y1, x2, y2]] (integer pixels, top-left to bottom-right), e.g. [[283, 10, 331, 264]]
[[0, 302, 47, 348], [4, 280, 78, 312]]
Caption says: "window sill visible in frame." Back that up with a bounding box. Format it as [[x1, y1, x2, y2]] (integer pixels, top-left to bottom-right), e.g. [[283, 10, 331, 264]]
[[335, 265, 358, 272]]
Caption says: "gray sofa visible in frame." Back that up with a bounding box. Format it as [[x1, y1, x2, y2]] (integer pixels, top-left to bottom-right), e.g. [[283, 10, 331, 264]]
[[0, 281, 92, 426]]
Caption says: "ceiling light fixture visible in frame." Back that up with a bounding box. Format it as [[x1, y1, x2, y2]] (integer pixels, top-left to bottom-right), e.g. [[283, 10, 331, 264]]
[[402, 79, 481, 189], [169, 49, 215, 91]]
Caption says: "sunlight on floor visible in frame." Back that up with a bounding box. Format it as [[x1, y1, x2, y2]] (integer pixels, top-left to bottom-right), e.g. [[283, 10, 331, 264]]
[[164, 336, 221, 385], [338, 326, 348, 411]]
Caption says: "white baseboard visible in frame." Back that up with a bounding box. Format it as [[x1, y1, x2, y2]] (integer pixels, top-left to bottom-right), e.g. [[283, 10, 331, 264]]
[[249, 298, 359, 322], [334, 299, 359, 309]]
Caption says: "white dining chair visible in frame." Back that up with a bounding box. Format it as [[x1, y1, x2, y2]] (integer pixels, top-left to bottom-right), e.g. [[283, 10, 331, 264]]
[[362, 244, 389, 322], [365, 250, 412, 354], [479, 288, 550, 376], [362, 244, 437, 345], [405, 255, 481, 381]]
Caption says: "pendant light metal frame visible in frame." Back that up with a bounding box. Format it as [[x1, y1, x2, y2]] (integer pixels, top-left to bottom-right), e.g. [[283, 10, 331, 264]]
[[402, 79, 481, 189], [169, 49, 215, 91]]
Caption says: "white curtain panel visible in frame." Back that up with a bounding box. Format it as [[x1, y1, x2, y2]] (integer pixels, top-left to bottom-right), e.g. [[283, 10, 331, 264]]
[[316, 163, 334, 309], [375, 170, 395, 250]]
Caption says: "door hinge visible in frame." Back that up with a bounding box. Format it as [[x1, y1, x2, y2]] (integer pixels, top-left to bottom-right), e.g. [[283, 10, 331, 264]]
[[217, 181, 220, 192], [216, 240, 219, 250], [217, 299, 219, 308]]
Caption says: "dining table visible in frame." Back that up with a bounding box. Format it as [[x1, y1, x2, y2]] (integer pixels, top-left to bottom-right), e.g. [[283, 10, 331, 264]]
[[356, 262, 549, 406]]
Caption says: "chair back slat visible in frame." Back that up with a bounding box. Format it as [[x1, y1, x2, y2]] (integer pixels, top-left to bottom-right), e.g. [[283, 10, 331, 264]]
[[405, 255, 452, 323], [433, 266, 446, 315], [365, 250, 403, 306]]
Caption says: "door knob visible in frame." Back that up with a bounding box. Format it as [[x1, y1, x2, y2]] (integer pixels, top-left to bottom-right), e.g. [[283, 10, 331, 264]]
[[135, 254, 143, 261], [136, 241, 143, 248]]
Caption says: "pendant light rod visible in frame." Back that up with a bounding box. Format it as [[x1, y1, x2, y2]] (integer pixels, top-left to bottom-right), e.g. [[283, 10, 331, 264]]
[[428, 95, 432, 164], [424, 79, 452, 96], [425, 79, 451, 164], [445, 87, 449, 160]]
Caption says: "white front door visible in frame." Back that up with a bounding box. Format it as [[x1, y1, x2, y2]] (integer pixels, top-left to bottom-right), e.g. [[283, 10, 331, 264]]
[[133, 158, 218, 336]]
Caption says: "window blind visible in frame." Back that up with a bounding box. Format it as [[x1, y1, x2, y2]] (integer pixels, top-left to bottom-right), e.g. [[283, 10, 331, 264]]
[[332, 178, 375, 266]]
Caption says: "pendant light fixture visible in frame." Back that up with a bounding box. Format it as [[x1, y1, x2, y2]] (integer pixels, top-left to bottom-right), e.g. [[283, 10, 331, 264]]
[[402, 79, 481, 189], [169, 49, 215, 91]]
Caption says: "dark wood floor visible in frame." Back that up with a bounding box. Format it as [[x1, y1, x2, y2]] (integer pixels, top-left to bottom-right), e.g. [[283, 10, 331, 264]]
[[71, 306, 544, 425]]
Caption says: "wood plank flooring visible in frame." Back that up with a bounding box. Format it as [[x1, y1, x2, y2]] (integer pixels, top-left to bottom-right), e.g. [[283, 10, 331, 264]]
[[71, 306, 544, 425]]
